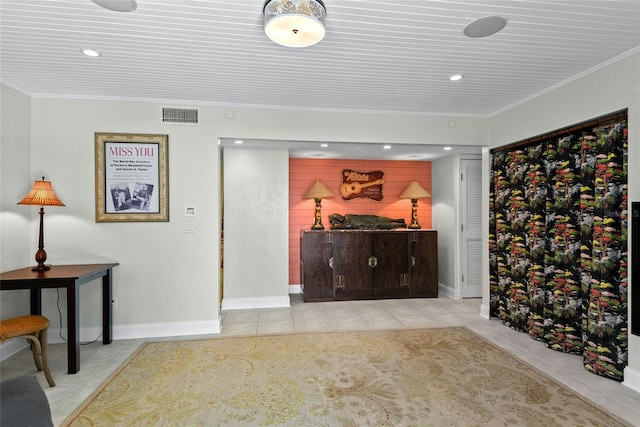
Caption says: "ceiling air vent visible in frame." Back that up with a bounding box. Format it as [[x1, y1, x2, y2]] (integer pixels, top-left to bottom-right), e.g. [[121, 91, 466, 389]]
[[161, 107, 199, 125]]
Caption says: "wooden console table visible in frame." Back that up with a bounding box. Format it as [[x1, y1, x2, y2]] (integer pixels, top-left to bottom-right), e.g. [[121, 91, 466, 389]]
[[301, 230, 437, 302], [0, 263, 119, 374]]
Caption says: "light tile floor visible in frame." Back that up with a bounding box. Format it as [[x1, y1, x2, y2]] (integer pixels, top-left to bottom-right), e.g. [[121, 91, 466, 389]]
[[2, 294, 639, 426]]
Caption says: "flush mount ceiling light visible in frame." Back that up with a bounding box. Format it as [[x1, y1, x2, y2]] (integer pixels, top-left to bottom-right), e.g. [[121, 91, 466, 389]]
[[449, 74, 464, 81], [463, 16, 507, 38], [263, 0, 327, 48], [91, 0, 137, 12]]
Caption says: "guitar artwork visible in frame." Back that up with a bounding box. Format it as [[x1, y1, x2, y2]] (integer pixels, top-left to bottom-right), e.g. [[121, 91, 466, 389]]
[[339, 178, 386, 198]]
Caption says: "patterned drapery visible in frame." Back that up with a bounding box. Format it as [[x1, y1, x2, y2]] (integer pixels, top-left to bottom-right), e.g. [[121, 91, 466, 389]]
[[489, 117, 628, 381]]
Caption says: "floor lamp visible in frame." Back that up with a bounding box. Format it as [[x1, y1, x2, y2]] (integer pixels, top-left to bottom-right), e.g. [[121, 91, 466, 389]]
[[18, 177, 65, 271], [303, 180, 334, 230], [399, 180, 431, 229]]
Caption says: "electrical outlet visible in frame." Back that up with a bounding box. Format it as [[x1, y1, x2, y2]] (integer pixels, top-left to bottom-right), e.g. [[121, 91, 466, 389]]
[[112, 297, 118, 310]]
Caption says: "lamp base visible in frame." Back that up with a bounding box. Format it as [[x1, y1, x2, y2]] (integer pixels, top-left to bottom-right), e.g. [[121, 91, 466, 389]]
[[311, 198, 325, 230], [408, 198, 421, 229], [32, 264, 51, 272]]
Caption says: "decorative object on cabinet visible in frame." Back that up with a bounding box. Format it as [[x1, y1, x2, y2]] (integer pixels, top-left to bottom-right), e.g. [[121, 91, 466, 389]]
[[399, 180, 431, 229], [94, 132, 169, 222], [263, 0, 327, 48], [303, 179, 334, 230], [340, 169, 384, 201], [301, 230, 437, 302], [18, 177, 65, 271], [329, 213, 406, 229]]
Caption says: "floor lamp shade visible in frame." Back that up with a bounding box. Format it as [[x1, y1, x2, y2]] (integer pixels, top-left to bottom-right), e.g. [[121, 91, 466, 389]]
[[303, 179, 334, 230], [18, 177, 65, 271], [399, 180, 431, 229]]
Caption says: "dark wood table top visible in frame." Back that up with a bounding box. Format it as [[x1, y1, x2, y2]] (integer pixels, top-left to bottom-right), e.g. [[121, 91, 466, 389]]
[[0, 263, 119, 282]]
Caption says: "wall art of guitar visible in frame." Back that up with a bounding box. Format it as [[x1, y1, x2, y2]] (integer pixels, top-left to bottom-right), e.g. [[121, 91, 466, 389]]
[[339, 178, 385, 198]]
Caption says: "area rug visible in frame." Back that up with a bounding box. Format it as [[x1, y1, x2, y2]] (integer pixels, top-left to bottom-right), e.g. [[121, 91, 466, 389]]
[[62, 328, 628, 426]]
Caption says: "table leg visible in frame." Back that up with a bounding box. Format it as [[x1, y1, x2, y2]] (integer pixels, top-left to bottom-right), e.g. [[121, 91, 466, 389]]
[[102, 269, 113, 344], [29, 288, 42, 315], [67, 281, 80, 374]]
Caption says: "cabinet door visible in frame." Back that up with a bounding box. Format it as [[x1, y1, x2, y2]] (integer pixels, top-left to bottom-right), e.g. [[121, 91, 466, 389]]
[[301, 232, 334, 301], [410, 231, 438, 297], [372, 232, 410, 297], [333, 232, 373, 299]]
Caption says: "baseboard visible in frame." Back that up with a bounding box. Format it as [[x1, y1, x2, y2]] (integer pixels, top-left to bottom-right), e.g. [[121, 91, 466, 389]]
[[438, 283, 461, 299], [0, 340, 29, 362], [479, 302, 491, 319], [622, 366, 640, 394], [289, 284, 301, 294], [44, 320, 222, 344], [221, 296, 291, 310]]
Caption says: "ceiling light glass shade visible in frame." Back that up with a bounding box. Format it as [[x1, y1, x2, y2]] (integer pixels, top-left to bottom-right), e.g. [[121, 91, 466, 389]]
[[264, 0, 326, 48]]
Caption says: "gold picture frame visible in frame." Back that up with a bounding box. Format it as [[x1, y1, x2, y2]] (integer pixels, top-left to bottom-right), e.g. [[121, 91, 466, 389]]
[[95, 132, 169, 222]]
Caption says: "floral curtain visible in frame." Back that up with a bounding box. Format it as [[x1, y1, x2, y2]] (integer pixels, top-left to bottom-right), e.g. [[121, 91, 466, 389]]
[[489, 117, 628, 381]]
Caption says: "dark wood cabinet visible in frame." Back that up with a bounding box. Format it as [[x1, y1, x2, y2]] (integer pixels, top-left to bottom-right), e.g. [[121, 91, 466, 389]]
[[301, 230, 437, 302]]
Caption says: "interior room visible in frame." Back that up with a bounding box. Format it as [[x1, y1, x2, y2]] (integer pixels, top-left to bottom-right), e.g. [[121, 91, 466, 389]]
[[1, 1, 639, 425]]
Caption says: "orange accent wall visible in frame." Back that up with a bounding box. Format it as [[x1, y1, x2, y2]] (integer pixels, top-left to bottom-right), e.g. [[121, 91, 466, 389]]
[[289, 159, 432, 285]]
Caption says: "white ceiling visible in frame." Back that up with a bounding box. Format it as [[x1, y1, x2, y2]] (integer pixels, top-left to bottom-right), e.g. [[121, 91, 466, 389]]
[[219, 138, 483, 160], [2, 0, 639, 158]]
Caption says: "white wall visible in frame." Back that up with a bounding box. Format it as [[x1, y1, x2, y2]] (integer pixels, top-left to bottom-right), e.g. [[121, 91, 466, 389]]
[[432, 155, 458, 297], [20, 97, 222, 342], [489, 51, 640, 393], [0, 84, 32, 326], [222, 147, 289, 309]]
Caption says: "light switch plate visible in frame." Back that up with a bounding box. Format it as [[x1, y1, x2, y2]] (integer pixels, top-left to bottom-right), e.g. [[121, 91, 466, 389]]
[[185, 206, 197, 216]]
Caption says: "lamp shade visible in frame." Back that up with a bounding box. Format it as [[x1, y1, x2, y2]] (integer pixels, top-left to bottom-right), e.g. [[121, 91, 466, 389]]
[[399, 181, 431, 200], [18, 178, 65, 207], [303, 179, 334, 199], [263, 0, 326, 48]]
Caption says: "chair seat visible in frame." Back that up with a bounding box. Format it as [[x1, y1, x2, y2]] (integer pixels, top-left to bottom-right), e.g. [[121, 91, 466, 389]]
[[0, 315, 50, 341], [0, 315, 55, 387]]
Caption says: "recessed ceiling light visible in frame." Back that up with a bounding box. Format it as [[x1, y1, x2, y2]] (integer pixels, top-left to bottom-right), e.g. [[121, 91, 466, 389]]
[[463, 16, 507, 38], [91, 0, 137, 12], [444, 147, 452, 151], [81, 48, 101, 57], [383, 145, 391, 150], [234, 140, 243, 144], [449, 74, 464, 81], [321, 143, 329, 147]]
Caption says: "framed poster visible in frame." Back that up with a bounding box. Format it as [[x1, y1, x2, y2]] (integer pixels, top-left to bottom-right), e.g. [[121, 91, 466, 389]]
[[339, 169, 385, 201], [95, 132, 169, 222]]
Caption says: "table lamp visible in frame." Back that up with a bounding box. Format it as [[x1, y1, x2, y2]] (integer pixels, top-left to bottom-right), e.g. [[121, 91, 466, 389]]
[[18, 177, 65, 271], [303, 180, 334, 230], [399, 180, 431, 229]]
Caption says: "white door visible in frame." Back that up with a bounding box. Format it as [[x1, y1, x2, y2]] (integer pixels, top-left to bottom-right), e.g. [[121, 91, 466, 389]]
[[461, 159, 482, 298]]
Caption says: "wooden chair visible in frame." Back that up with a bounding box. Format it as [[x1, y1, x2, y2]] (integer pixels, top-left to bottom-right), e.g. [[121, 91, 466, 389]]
[[0, 315, 55, 387]]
